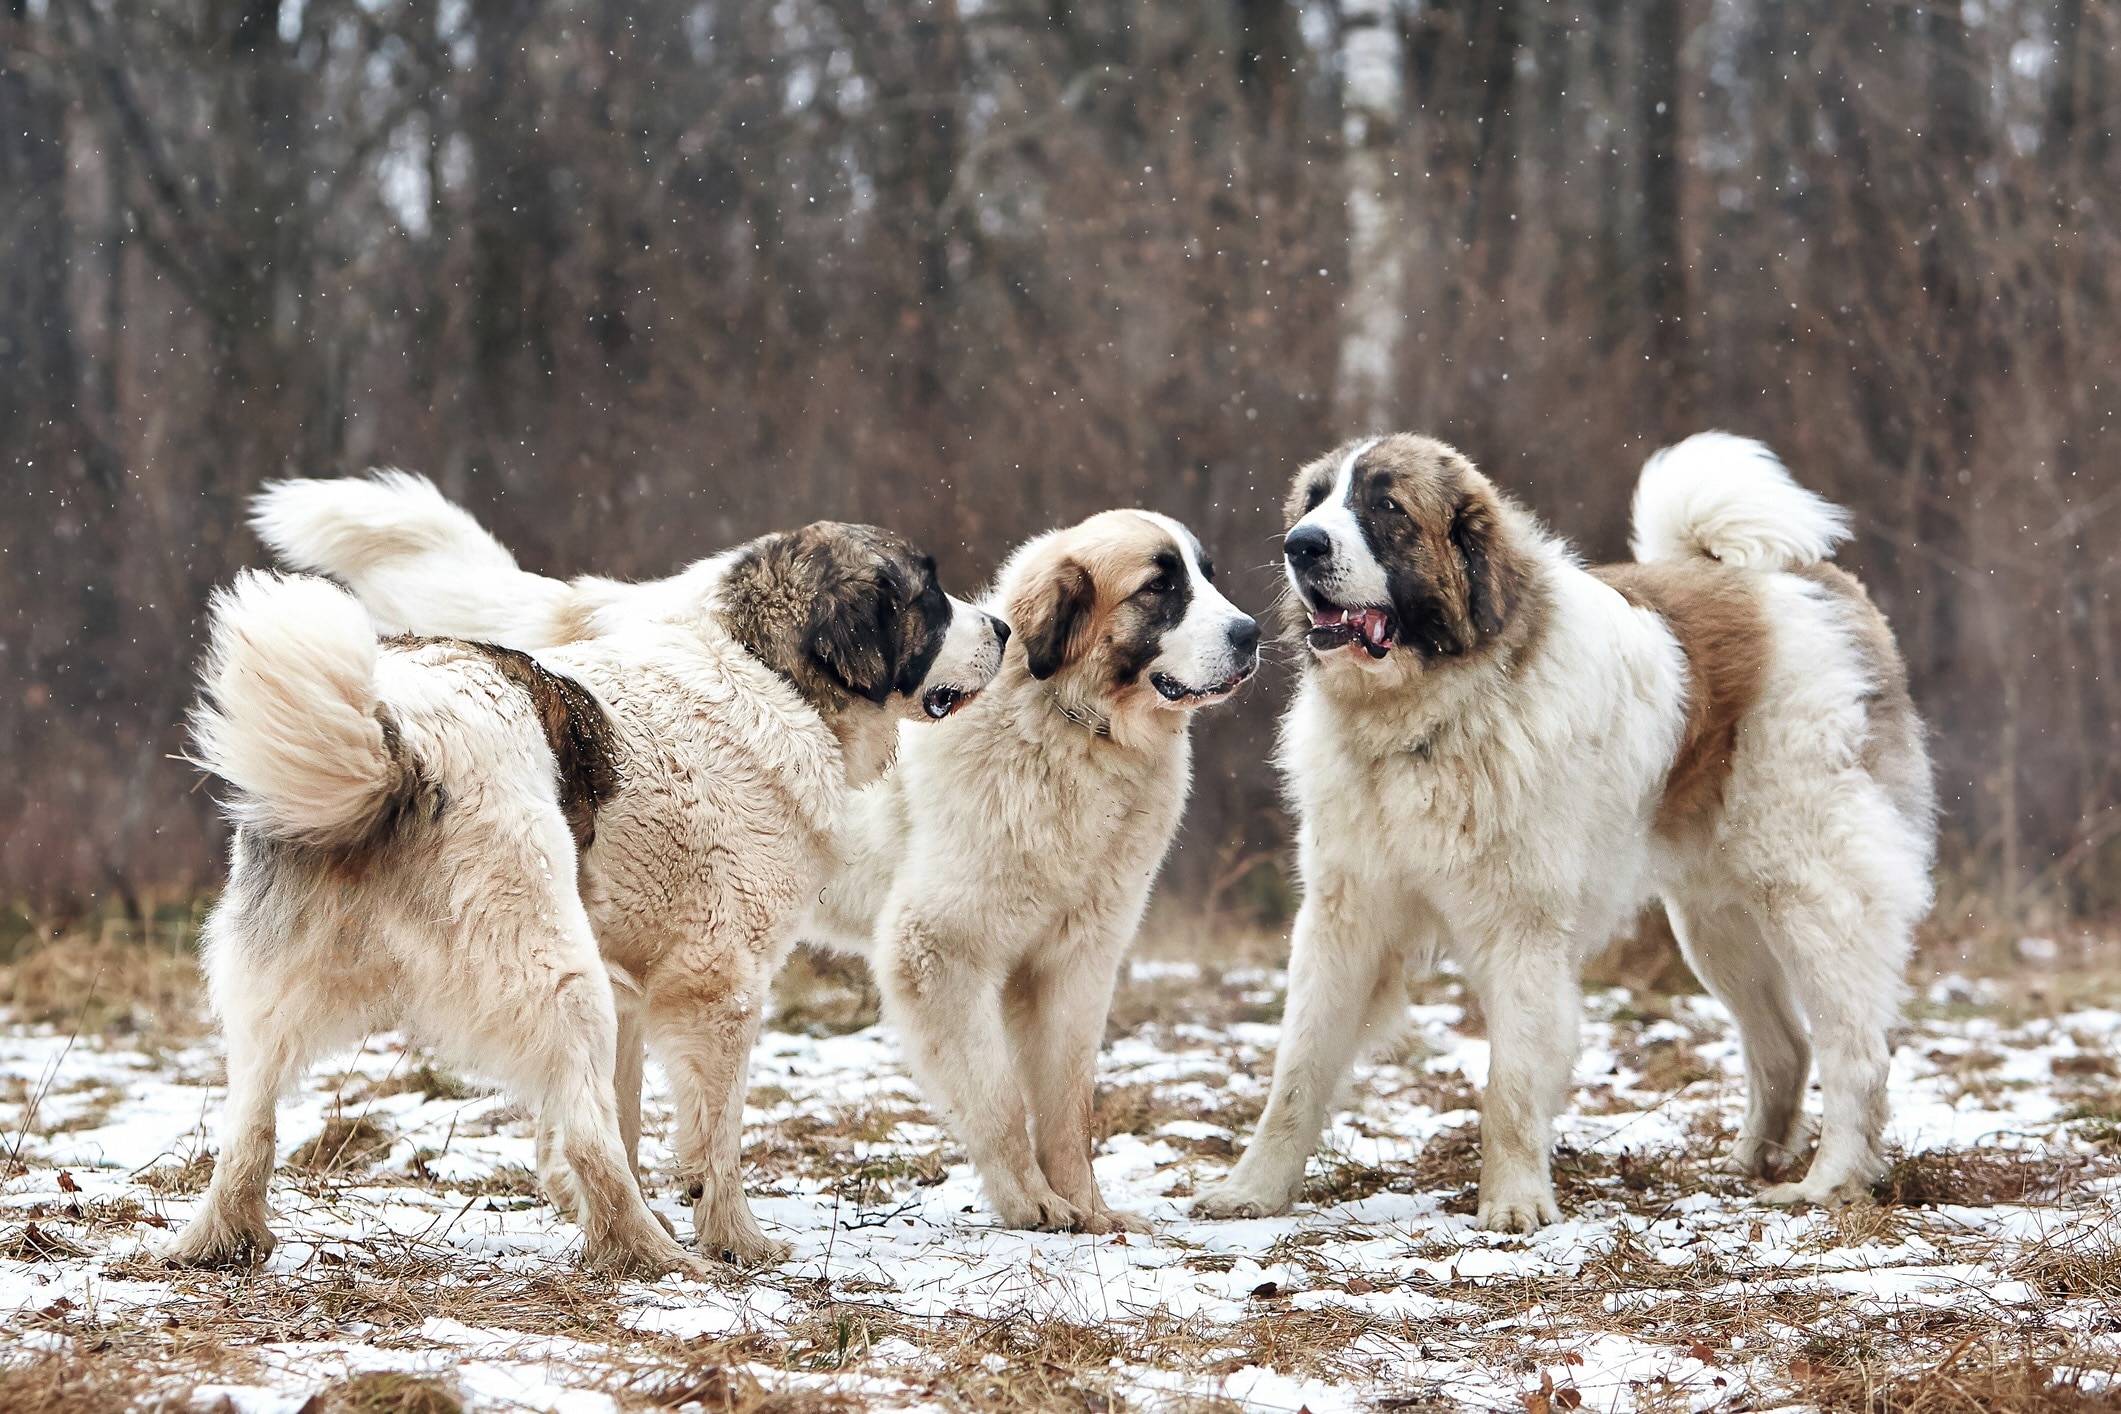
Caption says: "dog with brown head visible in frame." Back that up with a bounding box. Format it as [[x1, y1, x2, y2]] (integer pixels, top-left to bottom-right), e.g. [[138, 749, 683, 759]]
[[1280, 434, 1542, 679], [801, 506, 1261, 1236], [715, 522, 1009, 784], [1000, 509, 1259, 746]]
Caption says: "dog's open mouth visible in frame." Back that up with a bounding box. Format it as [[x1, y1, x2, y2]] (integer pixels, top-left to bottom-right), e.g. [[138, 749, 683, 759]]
[[921, 684, 980, 719], [1150, 663, 1256, 705], [1307, 604, 1395, 658]]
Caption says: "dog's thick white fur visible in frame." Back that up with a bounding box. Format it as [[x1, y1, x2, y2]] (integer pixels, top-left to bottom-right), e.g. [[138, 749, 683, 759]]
[[270, 491, 1260, 1235], [805, 510, 1260, 1232], [173, 571, 713, 1276], [174, 485, 1004, 1274], [1194, 432, 1934, 1231]]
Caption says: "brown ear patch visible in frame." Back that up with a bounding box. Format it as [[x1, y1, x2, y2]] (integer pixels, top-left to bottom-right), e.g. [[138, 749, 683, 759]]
[[1448, 484, 1528, 642], [447, 640, 623, 851], [1013, 557, 1098, 680], [1593, 562, 1770, 836]]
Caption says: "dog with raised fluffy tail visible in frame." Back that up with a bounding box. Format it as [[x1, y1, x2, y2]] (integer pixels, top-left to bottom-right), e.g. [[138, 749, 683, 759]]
[[1194, 432, 1934, 1230], [256, 480, 1260, 1236], [170, 508, 1005, 1275]]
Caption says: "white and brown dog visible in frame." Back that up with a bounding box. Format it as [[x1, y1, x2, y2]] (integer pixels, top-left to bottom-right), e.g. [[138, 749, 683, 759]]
[[170, 491, 1003, 1276], [266, 490, 1260, 1236], [805, 510, 1260, 1233], [1194, 433, 1934, 1230]]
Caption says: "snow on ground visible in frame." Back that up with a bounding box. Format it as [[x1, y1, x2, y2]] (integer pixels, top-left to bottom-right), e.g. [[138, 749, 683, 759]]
[[3, 953, 2120, 1411]]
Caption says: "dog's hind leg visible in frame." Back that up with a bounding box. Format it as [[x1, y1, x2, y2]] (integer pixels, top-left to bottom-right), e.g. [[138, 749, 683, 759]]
[[163, 946, 327, 1267], [535, 975, 660, 1230], [1664, 897, 1813, 1177], [1754, 891, 1905, 1209], [472, 919, 710, 1279]]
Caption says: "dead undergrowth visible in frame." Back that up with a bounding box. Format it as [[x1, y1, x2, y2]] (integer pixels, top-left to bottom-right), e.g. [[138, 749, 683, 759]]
[[5, 903, 2121, 1409]]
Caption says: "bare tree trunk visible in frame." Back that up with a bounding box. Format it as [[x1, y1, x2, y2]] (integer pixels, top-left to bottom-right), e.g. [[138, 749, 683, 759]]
[[1333, 0, 1408, 434], [1640, 0, 1690, 433]]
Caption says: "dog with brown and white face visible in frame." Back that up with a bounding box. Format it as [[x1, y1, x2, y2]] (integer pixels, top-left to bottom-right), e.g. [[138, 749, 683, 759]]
[[1194, 433, 1934, 1230], [806, 509, 1259, 1232], [186, 477, 1007, 1273]]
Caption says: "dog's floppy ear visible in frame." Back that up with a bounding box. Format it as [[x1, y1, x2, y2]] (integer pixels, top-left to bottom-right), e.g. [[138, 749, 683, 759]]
[[1012, 558, 1096, 681], [1449, 490, 1521, 639], [806, 572, 899, 704]]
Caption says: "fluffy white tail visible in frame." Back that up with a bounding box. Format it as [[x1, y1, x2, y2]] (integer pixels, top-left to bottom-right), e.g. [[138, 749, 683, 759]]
[[191, 571, 421, 849], [1630, 432, 1851, 571], [252, 470, 576, 645]]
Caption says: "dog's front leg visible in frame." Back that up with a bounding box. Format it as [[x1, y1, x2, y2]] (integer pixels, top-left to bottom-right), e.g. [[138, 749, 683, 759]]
[[879, 912, 1087, 1231], [1463, 935, 1579, 1233], [1007, 933, 1149, 1235], [1193, 881, 1409, 1220], [649, 971, 788, 1268]]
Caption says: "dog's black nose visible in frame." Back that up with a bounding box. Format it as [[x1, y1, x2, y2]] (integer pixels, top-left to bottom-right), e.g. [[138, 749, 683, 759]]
[[1285, 524, 1331, 570], [1228, 618, 1260, 655], [988, 614, 1011, 648]]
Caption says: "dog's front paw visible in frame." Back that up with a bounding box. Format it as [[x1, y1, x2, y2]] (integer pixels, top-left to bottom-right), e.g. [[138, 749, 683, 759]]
[[993, 1186, 1090, 1232], [586, 1234, 724, 1281], [1729, 1115, 1816, 1179], [695, 1226, 792, 1269], [1757, 1174, 1869, 1210], [1191, 1178, 1295, 1221], [1079, 1207, 1154, 1236], [159, 1214, 277, 1269], [1475, 1191, 1560, 1234]]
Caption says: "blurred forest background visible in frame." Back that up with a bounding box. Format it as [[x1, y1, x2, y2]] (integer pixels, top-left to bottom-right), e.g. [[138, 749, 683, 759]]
[[1, 0, 2115, 921]]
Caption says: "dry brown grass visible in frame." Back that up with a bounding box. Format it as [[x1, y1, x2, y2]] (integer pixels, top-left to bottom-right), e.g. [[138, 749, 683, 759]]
[[305, 1373, 464, 1414], [1092, 1079, 1264, 1147], [1795, 1351, 2121, 1412], [0, 932, 203, 1045], [0, 1347, 153, 1414], [288, 1114, 396, 1173], [350, 1063, 483, 1104], [1872, 1149, 2101, 1208], [771, 947, 881, 1038], [0, 1220, 92, 1261], [136, 1151, 214, 1195]]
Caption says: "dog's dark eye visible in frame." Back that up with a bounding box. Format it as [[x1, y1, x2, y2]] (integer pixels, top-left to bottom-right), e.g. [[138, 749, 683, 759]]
[[1302, 483, 1328, 512], [1140, 573, 1176, 597], [1373, 495, 1407, 517]]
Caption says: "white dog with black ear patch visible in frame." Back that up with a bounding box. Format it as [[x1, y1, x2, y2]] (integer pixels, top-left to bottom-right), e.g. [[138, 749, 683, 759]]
[[1194, 433, 1934, 1231], [255, 485, 1256, 1237], [215, 478, 1006, 1269]]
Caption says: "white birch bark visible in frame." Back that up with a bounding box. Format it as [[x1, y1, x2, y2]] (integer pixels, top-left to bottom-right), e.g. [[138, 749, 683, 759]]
[[1333, 0, 1408, 435]]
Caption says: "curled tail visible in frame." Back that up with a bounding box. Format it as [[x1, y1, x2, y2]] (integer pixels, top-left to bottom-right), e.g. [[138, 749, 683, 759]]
[[190, 571, 424, 849], [251, 469, 577, 645], [1630, 432, 1851, 571]]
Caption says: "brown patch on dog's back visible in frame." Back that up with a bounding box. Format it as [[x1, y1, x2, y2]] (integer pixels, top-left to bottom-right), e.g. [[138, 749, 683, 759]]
[[443, 640, 622, 850], [1594, 562, 1771, 836], [1792, 563, 1934, 827]]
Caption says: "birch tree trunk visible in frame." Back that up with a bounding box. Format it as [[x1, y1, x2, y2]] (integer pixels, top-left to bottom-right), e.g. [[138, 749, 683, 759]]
[[1333, 0, 1408, 435]]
